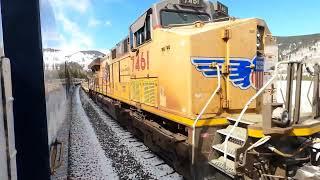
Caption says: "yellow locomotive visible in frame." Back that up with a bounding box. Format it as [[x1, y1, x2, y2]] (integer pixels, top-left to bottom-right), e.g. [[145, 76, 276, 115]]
[[87, 0, 320, 179]]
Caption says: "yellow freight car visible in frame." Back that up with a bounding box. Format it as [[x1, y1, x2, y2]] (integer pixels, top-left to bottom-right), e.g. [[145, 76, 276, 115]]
[[87, 0, 320, 179]]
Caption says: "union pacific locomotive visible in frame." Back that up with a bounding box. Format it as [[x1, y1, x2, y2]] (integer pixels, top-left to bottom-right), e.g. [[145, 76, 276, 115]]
[[86, 0, 320, 179]]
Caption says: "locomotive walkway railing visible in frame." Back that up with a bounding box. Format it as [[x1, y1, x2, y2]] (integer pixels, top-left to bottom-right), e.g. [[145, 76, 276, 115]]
[[222, 60, 298, 169], [192, 63, 221, 165]]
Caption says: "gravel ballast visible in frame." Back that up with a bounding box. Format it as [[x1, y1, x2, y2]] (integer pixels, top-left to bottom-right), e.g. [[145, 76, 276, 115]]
[[68, 87, 119, 179], [80, 87, 183, 180]]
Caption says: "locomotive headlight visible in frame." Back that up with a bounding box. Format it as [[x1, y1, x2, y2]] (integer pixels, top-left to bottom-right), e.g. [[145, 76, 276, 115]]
[[256, 31, 261, 48], [280, 110, 289, 126], [256, 26, 265, 50], [272, 108, 291, 127]]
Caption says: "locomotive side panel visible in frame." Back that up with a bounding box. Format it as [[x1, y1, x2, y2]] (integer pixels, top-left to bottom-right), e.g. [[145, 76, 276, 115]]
[[225, 19, 259, 110], [189, 23, 228, 116], [188, 19, 271, 116], [152, 29, 193, 118], [118, 55, 131, 100]]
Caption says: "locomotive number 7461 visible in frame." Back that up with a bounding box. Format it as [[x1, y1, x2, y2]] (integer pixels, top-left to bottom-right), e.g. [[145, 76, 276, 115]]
[[133, 51, 149, 71]]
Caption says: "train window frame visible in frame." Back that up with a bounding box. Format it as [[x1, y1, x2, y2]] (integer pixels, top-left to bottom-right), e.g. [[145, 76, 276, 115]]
[[111, 49, 116, 59], [123, 38, 129, 54], [118, 61, 121, 83], [159, 9, 210, 27], [130, 9, 153, 50], [145, 14, 151, 41]]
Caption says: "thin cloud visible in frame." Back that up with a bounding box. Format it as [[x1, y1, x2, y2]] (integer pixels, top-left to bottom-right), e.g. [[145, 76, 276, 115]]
[[105, 20, 112, 27], [57, 14, 93, 49], [49, 0, 91, 14], [88, 18, 102, 27], [46, 0, 94, 51]]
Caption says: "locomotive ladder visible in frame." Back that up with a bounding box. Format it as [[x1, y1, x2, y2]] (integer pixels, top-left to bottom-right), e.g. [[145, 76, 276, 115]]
[[209, 118, 251, 177]]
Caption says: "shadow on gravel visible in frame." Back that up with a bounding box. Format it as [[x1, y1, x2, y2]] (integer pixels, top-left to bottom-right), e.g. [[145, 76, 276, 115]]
[[79, 87, 153, 180], [67, 86, 119, 180], [79, 88, 183, 180]]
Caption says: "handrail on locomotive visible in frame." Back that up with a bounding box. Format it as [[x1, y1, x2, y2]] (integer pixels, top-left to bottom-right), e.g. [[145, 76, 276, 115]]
[[222, 59, 320, 172], [192, 63, 221, 165]]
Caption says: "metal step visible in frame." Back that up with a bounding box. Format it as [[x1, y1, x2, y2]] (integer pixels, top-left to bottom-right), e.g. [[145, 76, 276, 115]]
[[227, 117, 254, 125], [217, 125, 247, 142], [212, 141, 241, 158], [209, 156, 236, 177]]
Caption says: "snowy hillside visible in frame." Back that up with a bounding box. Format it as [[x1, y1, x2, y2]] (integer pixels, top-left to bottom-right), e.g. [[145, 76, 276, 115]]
[[277, 33, 320, 62], [43, 48, 106, 70]]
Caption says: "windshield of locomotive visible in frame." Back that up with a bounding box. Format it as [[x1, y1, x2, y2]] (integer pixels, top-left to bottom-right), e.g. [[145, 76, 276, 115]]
[[161, 10, 210, 26]]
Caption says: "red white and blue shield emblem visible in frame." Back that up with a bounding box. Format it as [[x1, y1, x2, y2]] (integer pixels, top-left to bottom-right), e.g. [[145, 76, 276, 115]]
[[251, 56, 265, 90]]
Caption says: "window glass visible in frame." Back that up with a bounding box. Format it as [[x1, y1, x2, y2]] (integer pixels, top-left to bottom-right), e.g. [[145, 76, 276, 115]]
[[134, 32, 140, 46], [132, 13, 152, 48], [111, 49, 116, 59], [146, 15, 151, 41], [130, 31, 134, 49], [123, 39, 128, 54], [140, 28, 145, 43], [161, 11, 210, 26], [135, 27, 146, 47]]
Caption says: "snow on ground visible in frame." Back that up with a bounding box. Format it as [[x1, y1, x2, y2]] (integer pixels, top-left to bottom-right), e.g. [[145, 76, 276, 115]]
[[47, 87, 68, 146], [80, 88, 183, 180], [51, 105, 70, 180], [68, 86, 118, 179]]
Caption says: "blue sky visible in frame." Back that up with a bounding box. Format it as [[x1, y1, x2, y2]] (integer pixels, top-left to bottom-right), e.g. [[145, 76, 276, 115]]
[[40, 0, 320, 52]]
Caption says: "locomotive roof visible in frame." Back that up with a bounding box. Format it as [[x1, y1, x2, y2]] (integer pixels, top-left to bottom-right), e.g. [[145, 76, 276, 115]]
[[130, 0, 214, 32], [160, 18, 268, 35], [110, 0, 229, 57]]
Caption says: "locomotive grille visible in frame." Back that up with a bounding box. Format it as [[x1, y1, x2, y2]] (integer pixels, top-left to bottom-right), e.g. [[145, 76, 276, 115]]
[[142, 80, 158, 107], [130, 79, 158, 107]]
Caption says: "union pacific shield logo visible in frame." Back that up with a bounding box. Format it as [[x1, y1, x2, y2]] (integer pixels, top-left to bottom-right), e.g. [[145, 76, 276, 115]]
[[251, 56, 265, 89], [191, 56, 264, 90]]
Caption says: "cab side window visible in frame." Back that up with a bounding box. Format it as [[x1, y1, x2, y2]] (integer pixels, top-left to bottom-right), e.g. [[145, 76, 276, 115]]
[[123, 38, 129, 54], [145, 15, 151, 41], [111, 49, 116, 59], [131, 9, 152, 49]]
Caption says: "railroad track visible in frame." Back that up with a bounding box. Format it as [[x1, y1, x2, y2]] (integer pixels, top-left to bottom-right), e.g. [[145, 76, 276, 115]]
[[78, 87, 182, 180]]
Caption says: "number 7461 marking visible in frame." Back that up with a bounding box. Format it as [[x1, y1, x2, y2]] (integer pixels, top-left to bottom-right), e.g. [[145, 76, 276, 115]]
[[133, 51, 149, 71]]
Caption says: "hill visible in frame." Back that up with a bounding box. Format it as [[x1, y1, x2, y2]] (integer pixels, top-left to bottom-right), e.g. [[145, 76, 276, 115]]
[[276, 33, 320, 62], [43, 48, 107, 71]]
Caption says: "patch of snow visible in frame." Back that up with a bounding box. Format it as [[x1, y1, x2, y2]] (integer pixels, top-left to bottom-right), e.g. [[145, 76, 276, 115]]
[[68, 86, 119, 179], [47, 87, 68, 145], [51, 109, 70, 180]]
